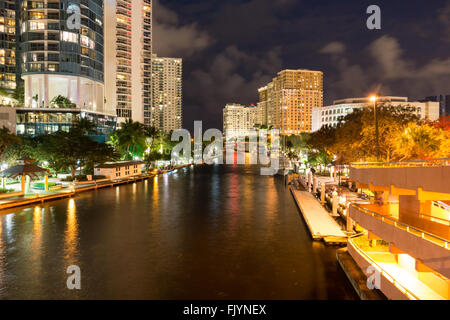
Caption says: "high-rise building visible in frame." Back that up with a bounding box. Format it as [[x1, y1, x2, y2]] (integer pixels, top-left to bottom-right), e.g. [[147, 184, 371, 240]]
[[311, 96, 440, 132], [151, 54, 182, 132], [258, 69, 323, 135], [0, 0, 17, 91], [104, 0, 152, 124], [223, 103, 257, 139], [256, 86, 268, 127], [20, 0, 106, 113]]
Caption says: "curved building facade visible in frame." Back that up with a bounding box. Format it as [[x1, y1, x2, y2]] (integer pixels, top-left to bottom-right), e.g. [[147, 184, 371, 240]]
[[19, 0, 108, 114]]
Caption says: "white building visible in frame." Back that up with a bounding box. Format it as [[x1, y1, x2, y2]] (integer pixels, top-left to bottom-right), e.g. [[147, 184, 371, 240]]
[[94, 161, 145, 180], [21, 0, 108, 115], [104, 0, 152, 124], [312, 96, 440, 132], [223, 103, 257, 139], [151, 54, 182, 133]]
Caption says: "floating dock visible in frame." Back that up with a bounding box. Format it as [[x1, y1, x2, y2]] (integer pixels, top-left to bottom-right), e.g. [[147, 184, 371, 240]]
[[290, 186, 347, 244]]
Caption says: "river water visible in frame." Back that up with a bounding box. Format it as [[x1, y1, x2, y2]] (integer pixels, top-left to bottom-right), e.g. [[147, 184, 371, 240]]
[[0, 164, 356, 299]]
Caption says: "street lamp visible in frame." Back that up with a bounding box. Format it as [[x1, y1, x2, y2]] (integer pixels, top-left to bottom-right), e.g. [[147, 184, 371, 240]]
[[370, 95, 380, 161]]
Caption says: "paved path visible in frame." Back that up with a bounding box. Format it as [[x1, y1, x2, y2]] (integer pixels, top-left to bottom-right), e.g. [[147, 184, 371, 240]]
[[290, 186, 347, 241]]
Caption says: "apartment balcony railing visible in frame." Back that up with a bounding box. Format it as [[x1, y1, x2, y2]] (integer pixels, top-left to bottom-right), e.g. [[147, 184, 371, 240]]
[[351, 203, 450, 249], [351, 158, 450, 169], [348, 237, 419, 300]]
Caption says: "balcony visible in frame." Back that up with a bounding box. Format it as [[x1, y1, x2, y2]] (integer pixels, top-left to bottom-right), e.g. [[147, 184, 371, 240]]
[[350, 158, 450, 194], [350, 203, 450, 278], [348, 235, 448, 300]]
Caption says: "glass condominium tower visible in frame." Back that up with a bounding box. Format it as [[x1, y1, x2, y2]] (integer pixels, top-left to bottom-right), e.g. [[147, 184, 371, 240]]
[[104, 0, 152, 125], [19, 0, 108, 114], [0, 0, 17, 91]]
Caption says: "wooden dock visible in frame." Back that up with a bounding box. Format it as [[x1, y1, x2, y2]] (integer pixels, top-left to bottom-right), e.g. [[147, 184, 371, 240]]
[[290, 186, 347, 244]]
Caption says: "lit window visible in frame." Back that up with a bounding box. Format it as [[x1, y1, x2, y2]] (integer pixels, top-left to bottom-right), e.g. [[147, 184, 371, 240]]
[[61, 31, 78, 43]]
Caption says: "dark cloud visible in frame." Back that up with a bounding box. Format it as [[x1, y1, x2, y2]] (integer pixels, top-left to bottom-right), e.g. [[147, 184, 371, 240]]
[[185, 46, 282, 127], [153, 0, 213, 57], [320, 34, 450, 100]]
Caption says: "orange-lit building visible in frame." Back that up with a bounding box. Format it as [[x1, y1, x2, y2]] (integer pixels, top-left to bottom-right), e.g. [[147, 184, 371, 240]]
[[347, 159, 450, 300], [257, 69, 323, 134]]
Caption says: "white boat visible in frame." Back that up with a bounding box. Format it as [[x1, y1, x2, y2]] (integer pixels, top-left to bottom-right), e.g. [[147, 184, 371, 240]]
[[276, 156, 293, 176]]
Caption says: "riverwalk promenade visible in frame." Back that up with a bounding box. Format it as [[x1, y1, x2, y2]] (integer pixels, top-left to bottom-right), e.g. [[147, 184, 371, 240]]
[[0, 164, 192, 211]]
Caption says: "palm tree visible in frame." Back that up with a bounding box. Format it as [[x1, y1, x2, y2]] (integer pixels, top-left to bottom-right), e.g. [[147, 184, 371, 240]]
[[72, 118, 98, 135], [111, 119, 146, 160], [393, 123, 442, 160]]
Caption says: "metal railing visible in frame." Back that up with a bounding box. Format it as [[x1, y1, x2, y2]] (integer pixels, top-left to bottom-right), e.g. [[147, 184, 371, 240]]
[[420, 212, 450, 227], [351, 203, 450, 249], [433, 201, 450, 212], [348, 237, 419, 300], [351, 158, 450, 169]]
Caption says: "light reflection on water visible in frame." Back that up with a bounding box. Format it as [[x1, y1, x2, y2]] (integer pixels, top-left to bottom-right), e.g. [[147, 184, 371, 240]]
[[0, 165, 357, 299]]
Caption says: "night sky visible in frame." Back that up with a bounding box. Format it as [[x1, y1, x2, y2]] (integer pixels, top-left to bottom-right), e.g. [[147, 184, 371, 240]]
[[153, 0, 450, 131]]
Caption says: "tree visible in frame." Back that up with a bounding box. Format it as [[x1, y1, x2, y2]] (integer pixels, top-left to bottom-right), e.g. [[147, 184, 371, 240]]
[[37, 128, 119, 178], [110, 119, 146, 160], [11, 86, 24, 105], [309, 105, 422, 163], [50, 95, 75, 109], [0, 127, 20, 159], [392, 123, 446, 160]]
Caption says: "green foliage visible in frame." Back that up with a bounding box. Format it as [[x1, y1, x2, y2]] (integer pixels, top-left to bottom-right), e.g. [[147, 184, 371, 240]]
[[392, 123, 449, 160], [308, 105, 433, 163], [50, 95, 75, 109], [110, 119, 146, 160], [0, 126, 21, 159], [11, 86, 24, 104], [0, 188, 15, 194]]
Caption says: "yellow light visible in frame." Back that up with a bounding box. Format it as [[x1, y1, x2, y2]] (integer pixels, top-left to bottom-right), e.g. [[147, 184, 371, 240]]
[[369, 95, 378, 103]]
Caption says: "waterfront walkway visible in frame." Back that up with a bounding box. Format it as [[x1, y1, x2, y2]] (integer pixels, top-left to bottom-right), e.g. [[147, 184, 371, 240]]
[[290, 186, 347, 244], [0, 165, 192, 211]]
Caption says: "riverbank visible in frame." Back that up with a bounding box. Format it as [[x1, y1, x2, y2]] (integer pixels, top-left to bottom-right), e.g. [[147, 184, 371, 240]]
[[0, 164, 193, 211]]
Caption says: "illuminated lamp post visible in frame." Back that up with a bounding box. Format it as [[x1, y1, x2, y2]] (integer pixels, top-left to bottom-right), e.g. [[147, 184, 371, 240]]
[[370, 95, 380, 161]]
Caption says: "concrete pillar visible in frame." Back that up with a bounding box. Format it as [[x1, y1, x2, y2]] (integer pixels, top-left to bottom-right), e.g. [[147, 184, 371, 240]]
[[313, 176, 317, 194], [307, 172, 312, 192], [38, 77, 43, 107], [76, 77, 81, 107], [332, 190, 338, 216], [346, 215, 353, 233], [67, 78, 72, 102], [44, 74, 49, 107], [21, 175, 25, 194], [25, 175, 31, 195], [45, 175, 49, 191], [25, 76, 31, 107], [321, 184, 326, 204]]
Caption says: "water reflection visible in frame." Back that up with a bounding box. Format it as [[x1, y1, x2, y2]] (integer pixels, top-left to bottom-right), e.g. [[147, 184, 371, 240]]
[[32, 206, 42, 261], [0, 165, 357, 299], [64, 199, 79, 266]]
